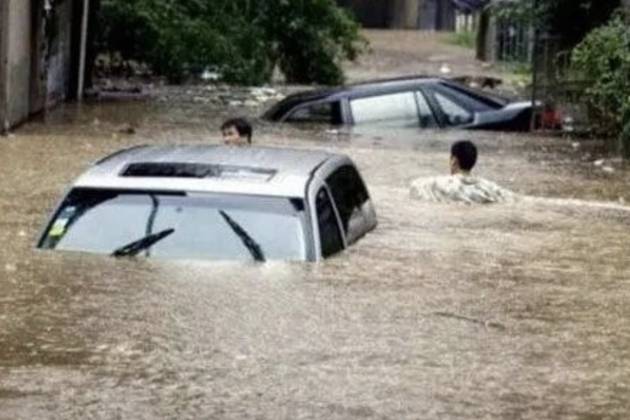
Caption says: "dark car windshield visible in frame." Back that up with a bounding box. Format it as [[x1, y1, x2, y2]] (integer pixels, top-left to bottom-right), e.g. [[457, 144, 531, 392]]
[[39, 188, 309, 261]]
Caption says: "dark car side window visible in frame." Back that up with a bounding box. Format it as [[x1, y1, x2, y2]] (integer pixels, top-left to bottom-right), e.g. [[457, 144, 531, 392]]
[[325, 165, 369, 233], [425, 82, 503, 127], [434, 92, 474, 126], [316, 187, 344, 258], [287, 101, 342, 124]]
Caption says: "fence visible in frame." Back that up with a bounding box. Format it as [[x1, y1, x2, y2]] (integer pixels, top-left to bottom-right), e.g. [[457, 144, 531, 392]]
[[494, 17, 532, 62], [531, 35, 590, 131]]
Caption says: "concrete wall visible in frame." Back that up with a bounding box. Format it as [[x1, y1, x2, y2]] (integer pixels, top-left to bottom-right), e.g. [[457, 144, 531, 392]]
[[337, 0, 455, 30], [46, 0, 75, 106], [0, 1, 8, 132], [0, 0, 33, 131], [1, 0, 81, 133], [389, 0, 420, 29]]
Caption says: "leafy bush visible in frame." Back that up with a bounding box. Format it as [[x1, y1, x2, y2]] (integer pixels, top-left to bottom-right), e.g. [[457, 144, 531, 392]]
[[571, 14, 630, 157], [97, 0, 365, 85]]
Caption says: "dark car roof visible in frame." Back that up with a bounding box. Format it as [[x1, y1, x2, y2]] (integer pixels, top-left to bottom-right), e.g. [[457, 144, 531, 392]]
[[264, 76, 442, 120], [263, 76, 507, 121]]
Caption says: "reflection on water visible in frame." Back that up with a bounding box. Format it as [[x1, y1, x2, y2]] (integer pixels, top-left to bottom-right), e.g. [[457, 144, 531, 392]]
[[2, 97, 630, 419]]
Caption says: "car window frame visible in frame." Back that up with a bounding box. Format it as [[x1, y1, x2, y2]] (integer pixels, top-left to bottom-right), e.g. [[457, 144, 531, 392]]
[[421, 84, 480, 127], [313, 185, 346, 259], [38, 188, 316, 261], [324, 164, 373, 245], [414, 90, 438, 128], [285, 99, 344, 125]]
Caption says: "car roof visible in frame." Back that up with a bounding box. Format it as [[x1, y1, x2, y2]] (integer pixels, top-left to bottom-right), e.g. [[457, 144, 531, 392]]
[[74, 145, 344, 198], [263, 76, 443, 120], [264, 75, 509, 120]]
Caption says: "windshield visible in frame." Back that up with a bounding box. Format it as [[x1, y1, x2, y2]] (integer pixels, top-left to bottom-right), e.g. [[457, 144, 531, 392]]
[[39, 188, 309, 261]]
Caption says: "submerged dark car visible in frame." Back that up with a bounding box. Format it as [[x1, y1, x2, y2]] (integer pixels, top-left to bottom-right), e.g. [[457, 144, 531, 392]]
[[263, 76, 536, 131]]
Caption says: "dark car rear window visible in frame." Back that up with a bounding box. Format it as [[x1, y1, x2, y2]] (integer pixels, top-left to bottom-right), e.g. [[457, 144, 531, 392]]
[[286, 101, 342, 125], [263, 89, 339, 121], [439, 82, 508, 109]]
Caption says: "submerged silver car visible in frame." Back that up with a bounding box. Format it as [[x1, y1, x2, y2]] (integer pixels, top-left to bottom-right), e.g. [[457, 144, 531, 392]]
[[38, 145, 377, 262]]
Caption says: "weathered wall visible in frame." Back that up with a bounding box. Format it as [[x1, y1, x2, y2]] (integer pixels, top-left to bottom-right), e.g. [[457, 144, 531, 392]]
[[389, 0, 420, 29], [1, 0, 81, 133], [47, 0, 76, 106], [0, 1, 8, 132], [1, 0, 33, 130]]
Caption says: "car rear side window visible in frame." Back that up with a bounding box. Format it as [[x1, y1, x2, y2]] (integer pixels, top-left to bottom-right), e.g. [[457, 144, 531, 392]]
[[325, 165, 369, 234], [287, 101, 342, 124], [350, 92, 419, 127], [433, 92, 474, 126], [439, 83, 503, 110], [316, 187, 344, 258]]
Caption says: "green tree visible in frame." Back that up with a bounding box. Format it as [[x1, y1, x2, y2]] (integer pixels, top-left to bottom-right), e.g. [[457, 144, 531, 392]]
[[572, 15, 630, 157], [97, 0, 365, 85]]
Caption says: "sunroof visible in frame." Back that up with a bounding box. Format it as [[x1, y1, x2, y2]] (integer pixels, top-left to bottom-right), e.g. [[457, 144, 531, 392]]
[[121, 162, 276, 182]]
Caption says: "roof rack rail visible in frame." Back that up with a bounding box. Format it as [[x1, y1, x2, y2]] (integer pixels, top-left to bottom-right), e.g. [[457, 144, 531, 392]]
[[94, 144, 149, 166]]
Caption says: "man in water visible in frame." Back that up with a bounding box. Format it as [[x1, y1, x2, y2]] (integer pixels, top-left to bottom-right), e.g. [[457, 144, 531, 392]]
[[221, 117, 252, 146], [410, 140, 515, 204]]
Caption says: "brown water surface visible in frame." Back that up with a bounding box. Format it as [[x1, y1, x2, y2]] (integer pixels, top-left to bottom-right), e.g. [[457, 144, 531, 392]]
[[1, 95, 630, 419]]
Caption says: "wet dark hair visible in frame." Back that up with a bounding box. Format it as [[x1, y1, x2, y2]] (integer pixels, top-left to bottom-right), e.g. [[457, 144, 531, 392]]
[[221, 118, 252, 144], [451, 140, 477, 171]]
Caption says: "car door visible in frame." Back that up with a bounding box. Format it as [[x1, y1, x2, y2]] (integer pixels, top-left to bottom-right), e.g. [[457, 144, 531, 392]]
[[348, 90, 436, 128]]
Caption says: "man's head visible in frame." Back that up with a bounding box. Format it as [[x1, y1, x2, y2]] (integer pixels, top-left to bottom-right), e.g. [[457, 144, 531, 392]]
[[450, 140, 477, 175], [221, 118, 252, 146]]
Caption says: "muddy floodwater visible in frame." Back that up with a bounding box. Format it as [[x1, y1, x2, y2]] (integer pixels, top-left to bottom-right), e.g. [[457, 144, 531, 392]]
[[2, 92, 630, 420]]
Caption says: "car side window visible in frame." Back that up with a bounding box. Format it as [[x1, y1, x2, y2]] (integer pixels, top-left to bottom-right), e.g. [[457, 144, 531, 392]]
[[350, 92, 419, 127], [287, 101, 342, 124], [316, 187, 344, 258], [434, 92, 474, 126], [325, 165, 369, 234]]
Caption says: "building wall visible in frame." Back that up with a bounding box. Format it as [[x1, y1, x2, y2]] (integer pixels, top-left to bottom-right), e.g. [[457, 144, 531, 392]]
[[1, 0, 81, 133], [0, 0, 33, 131], [389, 0, 420, 29], [337, 0, 455, 30], [0, 1, 8, 132], [46, 0, 76, 106]]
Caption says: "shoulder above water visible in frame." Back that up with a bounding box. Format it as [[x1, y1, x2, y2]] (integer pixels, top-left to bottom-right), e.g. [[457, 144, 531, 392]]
[[410, 174, 516, 205]]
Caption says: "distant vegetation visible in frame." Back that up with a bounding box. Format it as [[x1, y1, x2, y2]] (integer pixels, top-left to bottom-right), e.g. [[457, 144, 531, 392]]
[[96, 0, 366, 85], [447, 30, 476, 49]]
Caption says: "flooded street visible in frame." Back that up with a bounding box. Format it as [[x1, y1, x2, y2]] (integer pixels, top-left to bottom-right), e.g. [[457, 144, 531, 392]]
[[3, 33, 630, 419], [2, 97, 630, 419]]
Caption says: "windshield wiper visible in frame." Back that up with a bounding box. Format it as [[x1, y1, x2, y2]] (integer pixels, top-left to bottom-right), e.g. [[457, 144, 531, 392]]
[[111, 228, 175, 258], [218, 210, 265, 262]]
